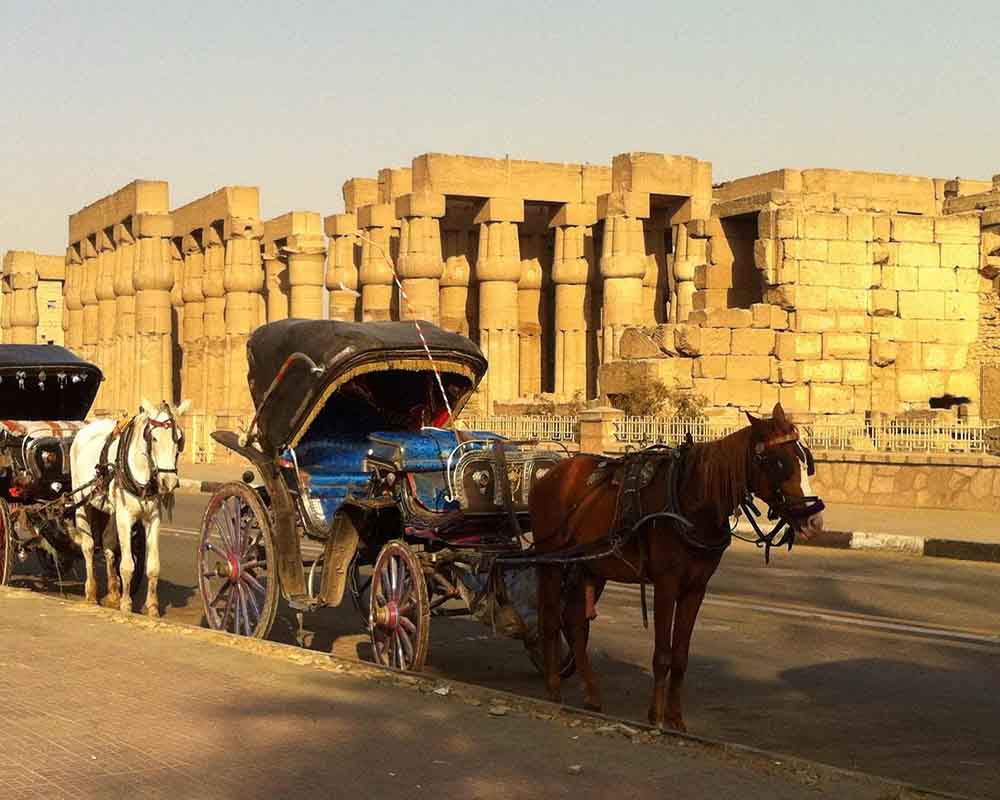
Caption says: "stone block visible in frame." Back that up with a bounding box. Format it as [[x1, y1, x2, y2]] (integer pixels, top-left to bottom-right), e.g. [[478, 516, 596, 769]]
[[619, 328, 664, 359], [134, 213, 174, 238], [395, 192, 446, 219], [753, 238, 780, 270], [695, 263, 734, 289], [726, 355, 771, 380], [801, 360, 843, 383], [323, 212, 358, 236], [673, 324, 702, 356], [853, 386, 872, 412], [775, 332, 822, 360], [799, 260, 840, 287], [934, 215, 979, 243], [780, 384, 811, 413], [474, 197, 525, 224], [822, 332, 870, 359], [836, 311, 870, 332], [944, 293, 978, 320], [946, 370, 977, 397], [810, 384, 854, 413], [694, 355, 726, 378], [895, 342, 921, 371], [549, 202, 597, 228], [802, 212, 848, 240], [880, 266, 918, 291], [774, 258, 799, 285], [760, 382, 779, 411], [917, 318, 977, 344], [868, 289, 897, 316], [870, 242, 892, 265], [597, 191, 649, 220], [783, 238, 828, 261], [796, 285, 830, 309], [840, 264, 875, 289], [730, 327, 776, 355], [842, 360, 871, 385], [599, 357, 687, 395], [922, 343, 967, 371], [724, 379, 763, 408], [828, 240, 869, 263], [918, 267, 957, 292], [357, 203, 397, 229], [898, 370, 945, 403], [891, 215, 934, 243], [765, 284, 796, 311], [691, 307, 753, 328], [700, 327, 732, 355], [692, 289, 755, 311], [873, 216, 891, 242], [897, 242, 940, 268], [847, 213, 874, 242], [774, 208, 801, 239], [790, 309, 836, 332], [898, 290, 944, 319], [775, 359, 801, 384], [691, 377, 717, 404], [956, 269, 981, 292], [827, 287, 867, 311], [871, 339, 897, 367], [939, 242, 980, 269]]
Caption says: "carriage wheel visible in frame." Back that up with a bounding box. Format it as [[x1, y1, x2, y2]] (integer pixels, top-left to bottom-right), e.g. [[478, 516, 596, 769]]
[[369, 540, 430, 672], [198, 482, 279, 639], [0, 499, 13, 586]]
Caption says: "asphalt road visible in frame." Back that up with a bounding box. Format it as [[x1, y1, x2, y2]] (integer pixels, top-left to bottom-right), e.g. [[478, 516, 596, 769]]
[[11, 492, 1000, 798]]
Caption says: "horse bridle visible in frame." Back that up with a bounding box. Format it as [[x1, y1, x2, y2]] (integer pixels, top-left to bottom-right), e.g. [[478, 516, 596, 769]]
[[735, 427, 826, 563], [142, 402, 185, 481]]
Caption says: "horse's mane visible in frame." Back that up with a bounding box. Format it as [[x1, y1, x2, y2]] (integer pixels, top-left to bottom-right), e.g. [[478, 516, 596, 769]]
[[681, 426, 754, 520]]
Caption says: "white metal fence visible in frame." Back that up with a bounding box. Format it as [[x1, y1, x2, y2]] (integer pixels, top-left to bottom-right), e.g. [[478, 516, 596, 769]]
[[457, 415, 580, 442], [613, 415, 1000, 455]]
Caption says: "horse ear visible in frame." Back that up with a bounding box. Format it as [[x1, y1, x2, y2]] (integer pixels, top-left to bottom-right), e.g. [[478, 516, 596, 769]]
[[176, 399, 192, 415], [772, 402, 788, 426], [140, 397, 154, 414]]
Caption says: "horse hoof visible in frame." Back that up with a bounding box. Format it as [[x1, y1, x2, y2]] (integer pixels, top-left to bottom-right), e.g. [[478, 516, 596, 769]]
[[101, 594, 121, 609], [119, 601, 133, 615], [144, 605, 160, 619], [662, 717, 687, 733]]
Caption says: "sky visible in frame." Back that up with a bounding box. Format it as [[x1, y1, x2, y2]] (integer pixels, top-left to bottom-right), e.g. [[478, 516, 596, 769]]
[[1, 0, 998, 254]]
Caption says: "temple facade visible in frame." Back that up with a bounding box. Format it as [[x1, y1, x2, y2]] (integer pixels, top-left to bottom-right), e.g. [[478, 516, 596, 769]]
[[2, 151, 1000, 461]]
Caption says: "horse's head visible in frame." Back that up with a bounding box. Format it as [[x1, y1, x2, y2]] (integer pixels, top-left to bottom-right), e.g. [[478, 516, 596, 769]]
[[140, 398, 190, 496], [745, 403, 825, 540]]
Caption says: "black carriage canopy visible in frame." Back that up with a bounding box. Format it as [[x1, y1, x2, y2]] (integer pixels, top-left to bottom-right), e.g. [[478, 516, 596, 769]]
[[0, 345, 103, 421], [246, 319, 488, 452]]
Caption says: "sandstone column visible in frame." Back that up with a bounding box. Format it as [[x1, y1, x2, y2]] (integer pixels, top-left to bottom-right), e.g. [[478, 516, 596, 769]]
[[285, 226, 327, 320], [550, 203, 597, 399], [517, 211, 549, 397], [113, 224, 137, 414], [94, 231, 118, 414], [170, 239, 185, 405], [80, 237, 100, 363], [262, 241, 289, 322], [222, 221, 264, 429], [598, 191, 649, 362], [1, 252, 39, 344], [644, 210, 669, 326], [324, 213, 360, 322], [475, 198, 524, 411], [133, 213, 175, 405], [202, 226, 227, 428], [181, 235, 207, 418], [440, 213, 475, 337], [357, 204, 397, 321], [64, 246, 84, 354], [670, 223, 697, 323], [395, 193, 446, 322]]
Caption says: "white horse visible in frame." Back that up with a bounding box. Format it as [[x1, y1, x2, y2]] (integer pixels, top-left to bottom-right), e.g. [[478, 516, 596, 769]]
[[70, 398, 189, 616]]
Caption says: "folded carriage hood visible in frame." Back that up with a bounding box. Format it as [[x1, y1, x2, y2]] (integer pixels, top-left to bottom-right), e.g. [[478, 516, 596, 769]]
[[247, 319, 488, 452], [0, 345, 102, 422]]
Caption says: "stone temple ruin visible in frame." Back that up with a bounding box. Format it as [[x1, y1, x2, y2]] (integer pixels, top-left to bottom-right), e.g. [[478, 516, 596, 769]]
[[3, 152, 1000, 461]]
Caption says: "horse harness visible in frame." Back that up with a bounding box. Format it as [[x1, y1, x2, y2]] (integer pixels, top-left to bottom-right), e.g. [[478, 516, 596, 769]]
[[97, 404, 185, 499]]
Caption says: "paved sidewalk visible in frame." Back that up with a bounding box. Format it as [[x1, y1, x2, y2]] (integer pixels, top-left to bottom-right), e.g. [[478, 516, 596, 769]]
[[0, 587, 950, 800]]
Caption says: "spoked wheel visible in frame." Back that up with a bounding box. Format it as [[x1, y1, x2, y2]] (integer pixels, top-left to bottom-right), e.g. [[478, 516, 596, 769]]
[[369, 540, 430, 671], [198, 483, 279, 639], [0, 499, 13, 586]]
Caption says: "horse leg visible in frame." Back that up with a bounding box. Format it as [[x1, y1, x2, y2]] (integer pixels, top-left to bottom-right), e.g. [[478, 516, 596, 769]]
[[115, 500, 136, 614], [538, 564, 564, 704], [664, 586, 708, 732], [564, 573, 605, 712], [100, 512, 121, 608], [648, 575, 678, 728], [143, 511, 161, 618], [75, 506, 98, 604]]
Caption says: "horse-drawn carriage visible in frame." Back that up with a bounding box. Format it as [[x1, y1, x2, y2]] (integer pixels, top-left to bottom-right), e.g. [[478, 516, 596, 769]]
[[199, 319, 570, 672], [0, 344, 145, 594]]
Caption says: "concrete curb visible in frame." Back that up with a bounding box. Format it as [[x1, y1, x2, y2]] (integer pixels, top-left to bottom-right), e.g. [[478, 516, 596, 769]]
[[2, 585, 970, 800]]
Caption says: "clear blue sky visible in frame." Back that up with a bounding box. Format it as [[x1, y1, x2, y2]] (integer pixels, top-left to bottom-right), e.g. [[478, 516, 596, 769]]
[[1, 0, 997, 254]]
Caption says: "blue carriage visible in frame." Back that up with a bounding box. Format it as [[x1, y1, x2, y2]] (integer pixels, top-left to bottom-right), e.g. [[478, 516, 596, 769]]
[[199, 319, 568, 672]]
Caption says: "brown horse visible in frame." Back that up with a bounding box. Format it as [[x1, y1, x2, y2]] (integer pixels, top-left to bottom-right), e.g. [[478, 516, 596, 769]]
[[529, 402, 824, 731]]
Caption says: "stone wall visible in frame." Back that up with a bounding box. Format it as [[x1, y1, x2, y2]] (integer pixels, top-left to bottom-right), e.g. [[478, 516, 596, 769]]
[[813, 450, 1000, 512], [0, 250, 65, 345]]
